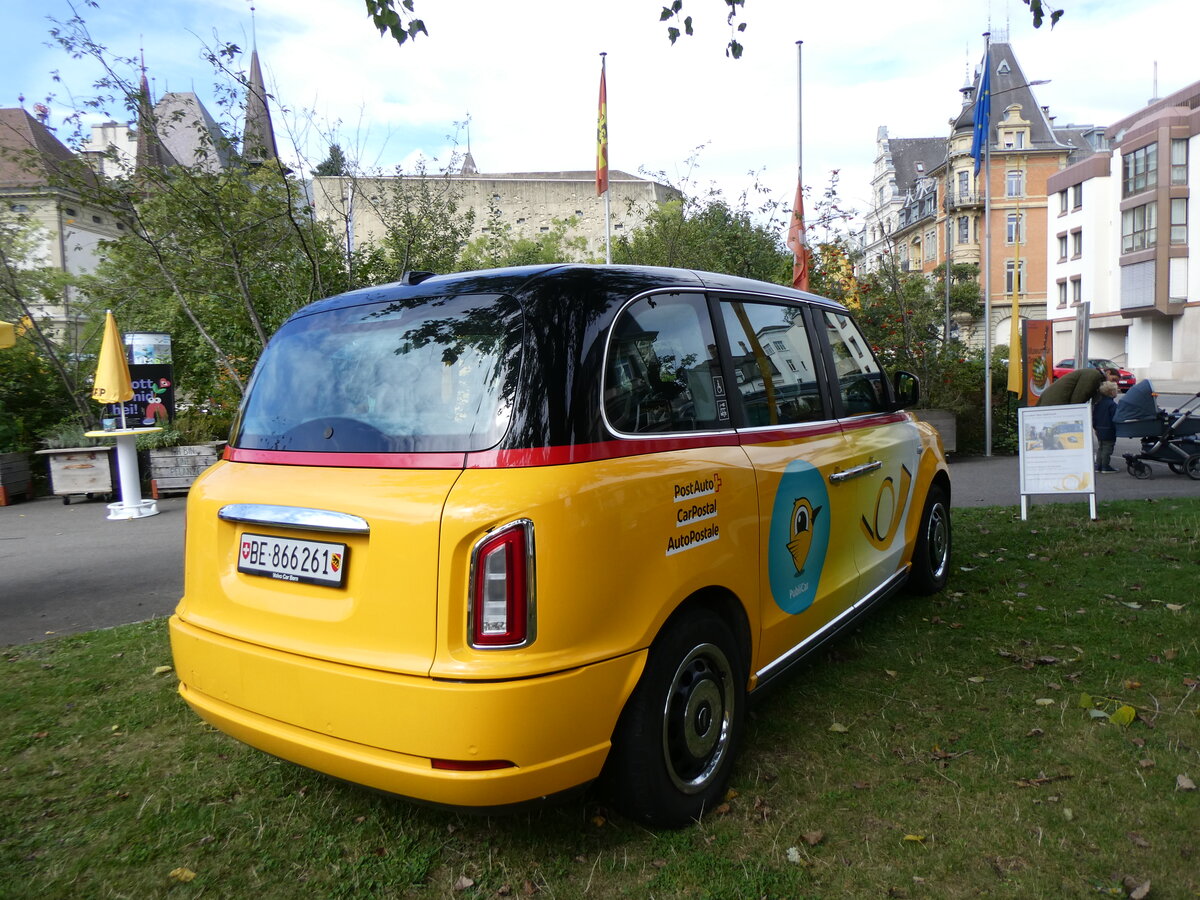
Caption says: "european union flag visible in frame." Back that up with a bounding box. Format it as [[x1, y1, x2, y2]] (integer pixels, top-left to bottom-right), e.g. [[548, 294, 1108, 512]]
[[970, 50, 991, 175]]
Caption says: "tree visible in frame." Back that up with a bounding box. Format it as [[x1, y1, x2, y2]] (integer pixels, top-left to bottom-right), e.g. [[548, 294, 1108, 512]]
[[363, 0, 1062, 57], [458, 203, 592, 270], [0, 214, 92, 426], [314, 144, 349, 177]]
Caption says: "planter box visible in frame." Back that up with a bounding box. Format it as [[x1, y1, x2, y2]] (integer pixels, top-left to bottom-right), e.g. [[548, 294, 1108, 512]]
[[916, 409, 957, 453], [35, 446, 115, 503], [0, 451, 34, 505], [148, 443, 222, 498]]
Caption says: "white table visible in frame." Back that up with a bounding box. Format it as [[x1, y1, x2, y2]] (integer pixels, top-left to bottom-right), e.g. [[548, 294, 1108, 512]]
[[84, 427, 162, 519]]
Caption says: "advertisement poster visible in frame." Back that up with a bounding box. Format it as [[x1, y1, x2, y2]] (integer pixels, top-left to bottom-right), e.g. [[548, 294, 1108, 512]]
[[1018, 402, 1095, 497], [1023, 319, 1054, 406], [101, 364, 175, 426]]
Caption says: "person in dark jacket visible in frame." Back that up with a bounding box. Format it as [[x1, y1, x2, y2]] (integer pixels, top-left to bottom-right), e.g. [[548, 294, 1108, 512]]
[[1093, 380, 1119, 472]]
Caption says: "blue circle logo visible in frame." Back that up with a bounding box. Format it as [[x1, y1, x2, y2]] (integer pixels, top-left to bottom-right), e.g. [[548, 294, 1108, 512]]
[[767, 460, 830, 614]]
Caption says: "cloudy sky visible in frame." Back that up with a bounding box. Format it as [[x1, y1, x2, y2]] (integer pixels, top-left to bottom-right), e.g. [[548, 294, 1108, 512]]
[[5, 0, 1196, 225]]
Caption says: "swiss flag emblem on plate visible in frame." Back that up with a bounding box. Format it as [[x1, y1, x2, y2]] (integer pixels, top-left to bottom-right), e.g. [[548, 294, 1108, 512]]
[[241, 541, 251, 559]]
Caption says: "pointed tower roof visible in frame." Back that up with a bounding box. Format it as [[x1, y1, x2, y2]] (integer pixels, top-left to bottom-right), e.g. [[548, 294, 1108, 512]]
[[135, 71, 179, 174], [242, 48, 279, 163], [952, 42, 1063, 149]]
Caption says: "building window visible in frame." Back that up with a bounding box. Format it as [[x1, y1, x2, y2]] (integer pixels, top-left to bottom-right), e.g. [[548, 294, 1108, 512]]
[[1072, 184, 1083, 209], [1121, 202, 1157, 253], [1171, 198, 1188, 244], [1071, 277, 1082, 305], [1171, 139, 1188, 185], [1006, 169, 1024, 197], [64, 207, 77, 216], [1071, 230, 1083, 258], [1123, 143, 1157, 196], [1005, 260, 1027, 294], [1058, 234, 1068, 260], [958, 216, 970, 243], [1006, 212, 1024, 244], [1059, 190, 1068, 214], [1057, 281, 1068, 307], [92, 215, 103, 224], [957, 170, 969, 199], [926, 229, 937, 260]]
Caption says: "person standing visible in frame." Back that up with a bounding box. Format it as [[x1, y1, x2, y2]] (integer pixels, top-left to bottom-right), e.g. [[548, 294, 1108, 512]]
[[1093, 380, 1120, 472]]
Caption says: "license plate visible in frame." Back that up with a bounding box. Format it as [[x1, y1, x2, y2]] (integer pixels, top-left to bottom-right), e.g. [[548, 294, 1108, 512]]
[[237, 533, 348, 587]]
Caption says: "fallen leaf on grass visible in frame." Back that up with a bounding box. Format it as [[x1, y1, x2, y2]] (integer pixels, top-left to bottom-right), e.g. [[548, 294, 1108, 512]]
[[453, 875, 475, 892], [1025, 728, 1044, 738], [829, 722, 849, 733], [967, 676, 986, 683], [1109, 705, 1136, 727], [1138, 759, 1155, 769], [903, 834, 926, 843], [1122, 876, 1151, 900], [1088, 709, 1109, 719], [1016, 773, 1074, 788], [1177, 774, 1197, 791], [1034, 698, 1055, 706], [1126, 832, 1150, 848], [1165, 603, 1184, 612], [785, 847, 810, 865], [169, 868, 196, 883], [802, 830, 824, 846], [153, 665, 173, 676]]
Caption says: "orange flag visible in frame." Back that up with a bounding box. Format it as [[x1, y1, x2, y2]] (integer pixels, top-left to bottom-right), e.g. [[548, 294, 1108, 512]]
[[596, 63, 608, 196], [786, 181, 811, 291]]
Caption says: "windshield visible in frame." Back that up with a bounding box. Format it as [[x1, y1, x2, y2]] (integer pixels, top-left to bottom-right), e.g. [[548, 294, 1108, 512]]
[[232, 293, 521, 453]]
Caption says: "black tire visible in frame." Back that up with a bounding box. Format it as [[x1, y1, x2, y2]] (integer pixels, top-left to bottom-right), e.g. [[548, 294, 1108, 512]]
[[1185, 454, 1200, 481], [606, 609, 745, 828], [1169, 462, 1185, 475], [907, 484, 951, 595], [1131, 460, 1152, 480]]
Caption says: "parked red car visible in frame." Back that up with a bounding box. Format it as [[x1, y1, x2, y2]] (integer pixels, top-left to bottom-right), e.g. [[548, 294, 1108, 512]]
[[1053, 358, 1136, 392]]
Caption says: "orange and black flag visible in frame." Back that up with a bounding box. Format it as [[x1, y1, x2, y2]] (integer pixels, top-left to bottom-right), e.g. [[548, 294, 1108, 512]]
[[786, 180, 811, 292], [596, 58, 609, 196]]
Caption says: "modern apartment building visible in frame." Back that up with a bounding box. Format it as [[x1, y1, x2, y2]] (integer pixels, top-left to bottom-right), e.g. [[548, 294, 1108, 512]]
[[1046, 79, 1199, 383]]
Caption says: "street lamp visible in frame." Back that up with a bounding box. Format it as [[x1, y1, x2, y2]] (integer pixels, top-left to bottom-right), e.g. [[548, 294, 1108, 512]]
[[980, 59, 1051, 456]]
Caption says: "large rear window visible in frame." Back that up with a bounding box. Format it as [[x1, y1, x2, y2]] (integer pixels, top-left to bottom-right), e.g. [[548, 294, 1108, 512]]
[[232, 293, 521, 453]]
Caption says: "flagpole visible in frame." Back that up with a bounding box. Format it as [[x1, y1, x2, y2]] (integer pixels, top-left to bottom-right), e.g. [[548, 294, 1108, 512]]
[[796, 41, 803, 191], [598, 52, 611, 264], [981, 31, 993, 457]]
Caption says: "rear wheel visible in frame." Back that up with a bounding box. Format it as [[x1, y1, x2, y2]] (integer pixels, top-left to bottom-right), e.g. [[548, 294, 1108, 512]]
[[1185, 454, 1200, 480], [908, 484, 951, 595], [606, 609, 745, 828], [1129, 460, 1152, 479]]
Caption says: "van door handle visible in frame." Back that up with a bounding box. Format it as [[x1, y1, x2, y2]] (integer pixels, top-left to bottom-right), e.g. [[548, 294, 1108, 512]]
[[828, 460, 883, 483]]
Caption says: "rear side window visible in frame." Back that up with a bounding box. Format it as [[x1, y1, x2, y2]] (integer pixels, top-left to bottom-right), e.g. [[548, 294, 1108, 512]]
[[821, 311, 888, 416], [604, 293, 727, 434], [233, 293, 520, 453], [720, 300, 825, 426]]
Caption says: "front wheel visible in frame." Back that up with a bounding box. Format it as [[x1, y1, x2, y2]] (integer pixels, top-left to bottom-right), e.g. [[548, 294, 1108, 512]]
[[907, 484, 951, 595], [606, 609, 745, 828], [1129, 460, 1152, 479]]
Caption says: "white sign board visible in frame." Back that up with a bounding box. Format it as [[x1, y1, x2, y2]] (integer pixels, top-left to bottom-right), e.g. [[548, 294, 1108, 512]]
[[1017, 402, 1097, 520]]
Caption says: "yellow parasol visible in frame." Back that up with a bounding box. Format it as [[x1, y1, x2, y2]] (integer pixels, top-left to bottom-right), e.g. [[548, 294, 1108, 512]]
[[92, 310, 133, 427], [0, 320, 15, 349]]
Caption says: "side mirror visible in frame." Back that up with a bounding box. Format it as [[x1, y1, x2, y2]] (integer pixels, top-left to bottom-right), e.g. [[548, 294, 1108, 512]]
[[892, 370, 920, 410]]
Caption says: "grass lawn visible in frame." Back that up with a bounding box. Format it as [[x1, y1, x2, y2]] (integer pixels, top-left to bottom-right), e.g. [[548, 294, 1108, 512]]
[[2, 499, 1197, 899]]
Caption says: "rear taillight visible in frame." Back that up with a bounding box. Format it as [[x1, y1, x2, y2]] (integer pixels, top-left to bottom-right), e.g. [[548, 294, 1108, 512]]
[[468, 520, 535, 649]]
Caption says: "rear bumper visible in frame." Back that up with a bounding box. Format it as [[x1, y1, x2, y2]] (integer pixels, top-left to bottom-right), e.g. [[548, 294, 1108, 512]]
[[169, 616, 646, 807]]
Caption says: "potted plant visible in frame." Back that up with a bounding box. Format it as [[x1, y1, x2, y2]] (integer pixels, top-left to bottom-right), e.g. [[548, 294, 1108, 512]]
[[138, 409, 230, 499], [34, 420, 116, 504]]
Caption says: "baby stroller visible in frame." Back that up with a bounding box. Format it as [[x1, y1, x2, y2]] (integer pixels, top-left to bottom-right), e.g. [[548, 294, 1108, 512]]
[[1113, 380, 1200, 479]]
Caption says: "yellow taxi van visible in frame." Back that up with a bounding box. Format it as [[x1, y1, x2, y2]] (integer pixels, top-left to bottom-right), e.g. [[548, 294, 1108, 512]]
[[169, 264, 952, 828]]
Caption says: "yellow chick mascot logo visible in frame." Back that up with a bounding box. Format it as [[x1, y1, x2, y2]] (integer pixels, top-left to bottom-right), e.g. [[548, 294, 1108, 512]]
[[786, 497, 822, 575]]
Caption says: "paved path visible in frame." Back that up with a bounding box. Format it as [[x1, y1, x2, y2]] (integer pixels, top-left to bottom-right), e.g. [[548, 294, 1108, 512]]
[[4, 412, 1199, 646]]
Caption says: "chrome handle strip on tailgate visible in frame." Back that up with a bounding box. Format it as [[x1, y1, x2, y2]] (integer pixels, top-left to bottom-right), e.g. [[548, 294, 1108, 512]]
[[218, 503, 370, 535], [828, 459, 883, 483]]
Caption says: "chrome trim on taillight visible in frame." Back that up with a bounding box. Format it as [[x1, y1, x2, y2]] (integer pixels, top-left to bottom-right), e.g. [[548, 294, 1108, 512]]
[[467, 518, 536, 649]]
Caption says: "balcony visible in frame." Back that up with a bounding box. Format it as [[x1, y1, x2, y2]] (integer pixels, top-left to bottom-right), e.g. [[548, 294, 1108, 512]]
[[945, 189, 980, 210]]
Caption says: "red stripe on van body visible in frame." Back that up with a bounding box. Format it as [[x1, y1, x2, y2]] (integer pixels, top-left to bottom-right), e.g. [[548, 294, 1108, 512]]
[[222, 446, 467, 469], [222, 413, 908, 471]]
